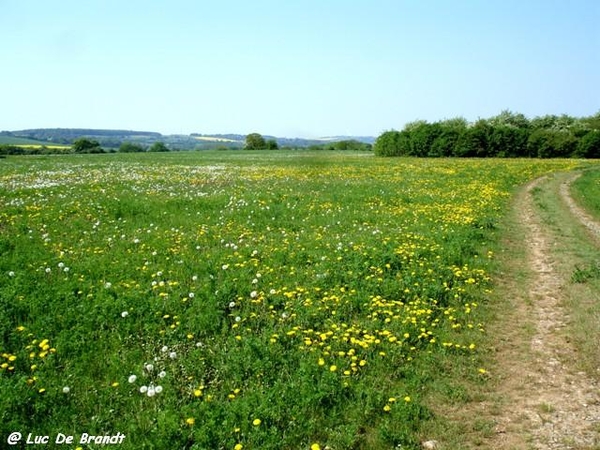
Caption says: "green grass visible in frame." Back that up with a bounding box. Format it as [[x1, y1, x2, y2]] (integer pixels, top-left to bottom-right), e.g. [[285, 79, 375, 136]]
[[0, 135, 52, 146], [0, 152, 594, 449], [571, 167, 600, 221]]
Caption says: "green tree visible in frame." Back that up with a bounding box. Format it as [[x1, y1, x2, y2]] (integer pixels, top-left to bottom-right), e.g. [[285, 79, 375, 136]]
[[245, 133, 267, 150], [430, 118, 467, 157], [488, 110, 530, 129], [573, 131, 600, 158], [149, 142, 169, 152], [528, 129, 577, 158], [373, 130, 410, 156], [266, 139, 279, 150], [119, 142, 145, 153], [72, 138, 102, 153]]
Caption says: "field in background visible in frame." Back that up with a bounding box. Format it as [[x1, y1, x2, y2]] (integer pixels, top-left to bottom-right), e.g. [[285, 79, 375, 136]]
[[0, 152, 593, 449]]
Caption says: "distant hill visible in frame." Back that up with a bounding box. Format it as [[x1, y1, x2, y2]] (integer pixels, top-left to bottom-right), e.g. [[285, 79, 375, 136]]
[[2, 129, 375, 150], [0, 134, 50, 146]]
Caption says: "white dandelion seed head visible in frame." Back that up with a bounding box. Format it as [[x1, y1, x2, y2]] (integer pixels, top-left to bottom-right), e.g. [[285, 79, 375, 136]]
[[58, 262, 65, 268], [188, 292, 195, 299], [104, 282, 112, 289], [62, 386, 70, 394], [229, 301, 236, 309], [140, 385, 148, 393], [154, 385, 163, 394], [121, 311, 129, 318], [8, 271, 15, 277], [144, 363, 154, 372], [147, 387, 156, 397], [161, 346, 168, 353], [45, 268, 51, 273], [196, 342, 203, 348], [128, 375, 137, 383], [158, 371, 166, 378], [169, 352, 177, 359], [251, 278, 258, 284], [63, 267, 70, 272], [250, 291, 258, 298], [192, 275, 198, 281], [222, 264, 229, 270], [269, 289, 276, 295]]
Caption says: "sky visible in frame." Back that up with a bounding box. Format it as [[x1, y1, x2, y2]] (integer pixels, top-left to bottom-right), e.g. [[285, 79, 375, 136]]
[[1, 0, 599, 138]]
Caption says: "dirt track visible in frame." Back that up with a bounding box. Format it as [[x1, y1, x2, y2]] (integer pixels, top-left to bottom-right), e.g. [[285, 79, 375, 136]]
[[486, 174, 600, 449]]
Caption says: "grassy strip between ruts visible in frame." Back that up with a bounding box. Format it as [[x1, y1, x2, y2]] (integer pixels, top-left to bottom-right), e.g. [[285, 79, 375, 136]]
[[571, 167, 600, 221], [0, 152, 597, 449]]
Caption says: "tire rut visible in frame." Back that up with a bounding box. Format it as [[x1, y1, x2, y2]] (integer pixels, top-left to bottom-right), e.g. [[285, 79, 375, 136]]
[[487, 175, 600, 450]]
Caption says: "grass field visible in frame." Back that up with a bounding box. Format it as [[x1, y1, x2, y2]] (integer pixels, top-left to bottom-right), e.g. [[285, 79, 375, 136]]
[[0, 152, 594, 449], [0, 136, 56, 146]]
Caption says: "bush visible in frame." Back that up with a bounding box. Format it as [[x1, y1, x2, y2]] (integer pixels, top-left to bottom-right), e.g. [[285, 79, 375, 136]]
[[574, 131, 600, 158]]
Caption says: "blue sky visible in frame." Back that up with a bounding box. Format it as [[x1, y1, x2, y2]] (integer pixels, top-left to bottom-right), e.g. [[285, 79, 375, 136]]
[[2, 0, 598, 137]]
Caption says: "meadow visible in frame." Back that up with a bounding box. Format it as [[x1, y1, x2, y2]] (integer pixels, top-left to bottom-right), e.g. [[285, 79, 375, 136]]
[[0, 151, 592, 449]]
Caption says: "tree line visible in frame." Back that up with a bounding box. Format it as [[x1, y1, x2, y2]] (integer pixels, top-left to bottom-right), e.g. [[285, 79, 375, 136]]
[[0, 139, 171, 155], [374, 111, 600, 158]]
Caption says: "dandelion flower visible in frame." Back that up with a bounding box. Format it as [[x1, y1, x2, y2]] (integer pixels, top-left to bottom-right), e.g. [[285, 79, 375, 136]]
[[383, 404, 391, 412], [311, 444, 321, 450], [252, 418, 261, 426], [329, 365, 337, 372], [234, 444, 243, 450], [185, 418, 195, 426], [404, 396, 411, 402]]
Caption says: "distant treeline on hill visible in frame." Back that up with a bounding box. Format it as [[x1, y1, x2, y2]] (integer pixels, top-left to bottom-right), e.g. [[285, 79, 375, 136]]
[[374, 111, 600, 158]]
